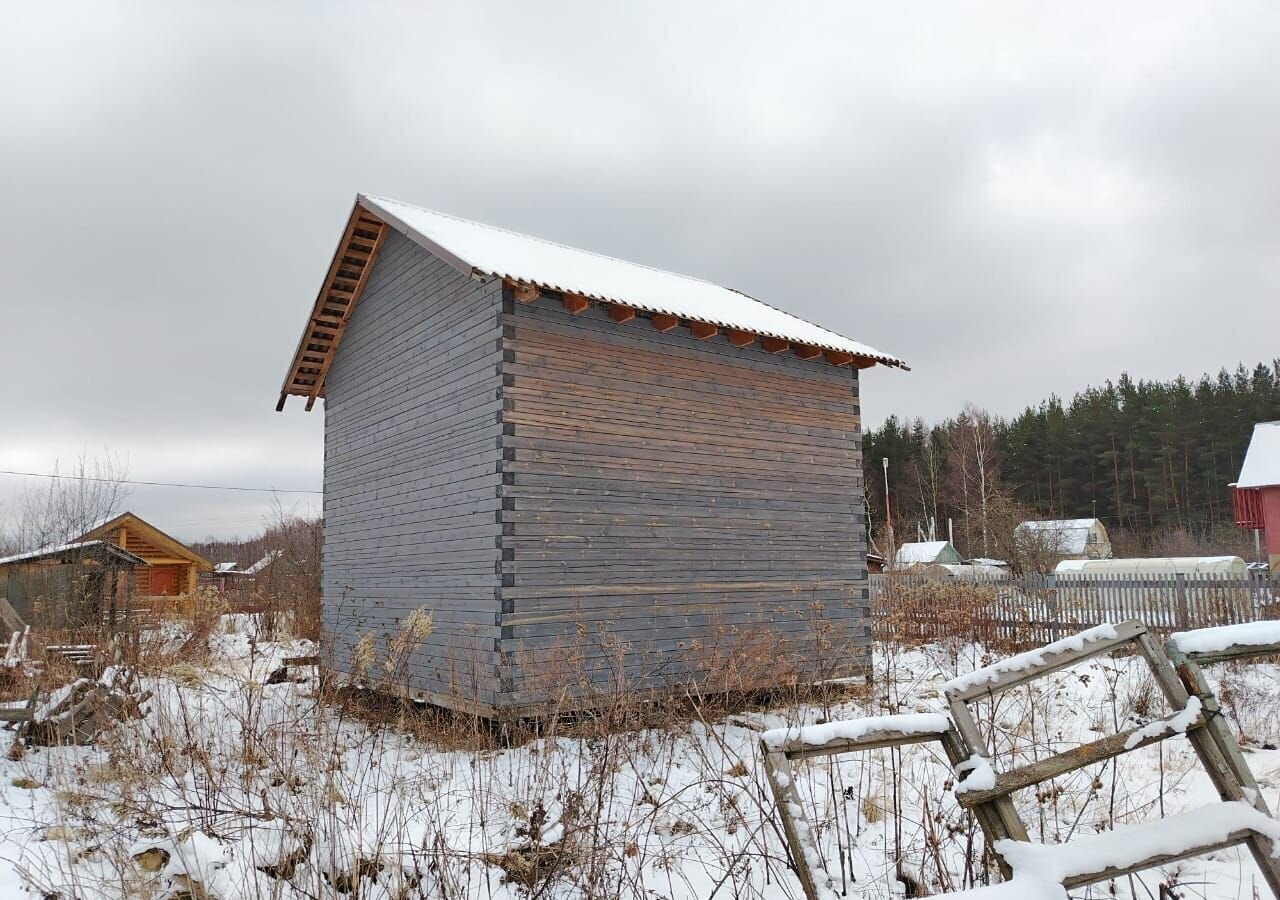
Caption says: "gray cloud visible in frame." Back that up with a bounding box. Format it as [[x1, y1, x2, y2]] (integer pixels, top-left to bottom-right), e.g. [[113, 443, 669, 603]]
[[3, 1, 1278, 540]]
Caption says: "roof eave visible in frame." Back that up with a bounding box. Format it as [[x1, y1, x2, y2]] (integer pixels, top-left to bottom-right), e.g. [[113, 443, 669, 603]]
[[472, 267, 908, 370]]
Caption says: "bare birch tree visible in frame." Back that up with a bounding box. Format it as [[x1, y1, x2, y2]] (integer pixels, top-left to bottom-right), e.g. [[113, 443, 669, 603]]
[[942, 407, 1001, 557], [12, 452, 130, 551]]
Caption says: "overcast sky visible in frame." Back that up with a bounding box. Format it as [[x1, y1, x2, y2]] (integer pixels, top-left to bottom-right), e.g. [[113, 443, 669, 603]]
[[2, 2, 1278, 543]]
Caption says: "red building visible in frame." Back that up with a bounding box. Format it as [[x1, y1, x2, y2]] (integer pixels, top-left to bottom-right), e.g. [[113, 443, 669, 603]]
[[1232, 422, 1280, 573]]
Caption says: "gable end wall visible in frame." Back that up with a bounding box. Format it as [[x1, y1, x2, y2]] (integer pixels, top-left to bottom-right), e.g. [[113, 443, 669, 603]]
[[323, 230, 504, 711]]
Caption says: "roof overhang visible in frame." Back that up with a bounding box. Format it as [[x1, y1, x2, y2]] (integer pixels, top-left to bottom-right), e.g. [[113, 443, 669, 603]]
[[0, 540, 149, 569], [78, 512, 214, 572], [278, 196, 908, 411]]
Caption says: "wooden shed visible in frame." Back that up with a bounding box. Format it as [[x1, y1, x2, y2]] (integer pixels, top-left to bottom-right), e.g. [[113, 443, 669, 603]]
[[77, 512, 213, 597], [0, 540, 148, 628], [278, 195, 906, 716]]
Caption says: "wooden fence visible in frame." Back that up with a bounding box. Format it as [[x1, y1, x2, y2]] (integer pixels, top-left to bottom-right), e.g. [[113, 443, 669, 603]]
[[870, 572, 1280, 649]]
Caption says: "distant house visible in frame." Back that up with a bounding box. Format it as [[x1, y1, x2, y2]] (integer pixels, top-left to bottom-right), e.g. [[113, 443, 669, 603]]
[[77, 512, 213, 597], [1015, 518, 1112, 560], [1232, 421, 1280, 573], [276, 194, 906, 717], [895, 540, 962, 566], [208, 551, 282, 592], [0, 540, 147, 628]]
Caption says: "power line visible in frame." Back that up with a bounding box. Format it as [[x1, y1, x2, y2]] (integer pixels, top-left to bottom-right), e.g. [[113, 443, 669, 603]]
[[0, 469, 321, 495]]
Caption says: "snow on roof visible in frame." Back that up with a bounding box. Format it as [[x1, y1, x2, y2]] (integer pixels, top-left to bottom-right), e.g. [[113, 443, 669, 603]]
[[1236, 421, 1280, 488], [894, 540, 957, 564], [1015, 519, 1105, 555], [213, 550, 282, 577], [242, 550, 281, 575], [1017, 518, 1100, 532], [359, 194, 906, 369], [1055, 556, 1245, 575], [0, 540, 147, 568]]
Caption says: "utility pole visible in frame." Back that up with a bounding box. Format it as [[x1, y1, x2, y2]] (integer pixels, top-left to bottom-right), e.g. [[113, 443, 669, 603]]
[[882, 457, 894, 561]]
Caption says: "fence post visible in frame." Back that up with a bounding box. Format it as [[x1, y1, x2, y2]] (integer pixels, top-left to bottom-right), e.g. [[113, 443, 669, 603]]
[[1175, 574, 1189, 631]]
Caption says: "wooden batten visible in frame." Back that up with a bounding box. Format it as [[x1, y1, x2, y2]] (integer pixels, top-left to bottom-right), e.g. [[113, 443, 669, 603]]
[[823, 350, 853, 367], [793, 345, 822, 360], [650, 313, 679, 332], [726, 329, 755, 347], [689, 321, 718, 341], [510, 281, 540, 304], [609, 303, 636, 323], [562, 292, 589, 315], [762, 337, 790, 354], [278, 202, 389, 411]]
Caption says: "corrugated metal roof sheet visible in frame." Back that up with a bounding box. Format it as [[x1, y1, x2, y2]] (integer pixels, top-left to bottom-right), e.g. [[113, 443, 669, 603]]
[[360, 194, 907, 369]]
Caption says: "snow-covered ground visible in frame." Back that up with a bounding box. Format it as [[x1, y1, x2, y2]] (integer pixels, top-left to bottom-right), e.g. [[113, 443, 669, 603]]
[[1, 617, 1279, 898]]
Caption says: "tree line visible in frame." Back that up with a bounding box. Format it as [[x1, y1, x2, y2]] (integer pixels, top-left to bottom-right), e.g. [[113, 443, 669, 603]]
[[864, 361, 1280, 562]]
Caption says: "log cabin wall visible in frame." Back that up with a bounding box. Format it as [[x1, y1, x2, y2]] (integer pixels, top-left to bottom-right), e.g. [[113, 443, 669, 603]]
[[323, 230, 504, 712], [496, 293, 870, 713]]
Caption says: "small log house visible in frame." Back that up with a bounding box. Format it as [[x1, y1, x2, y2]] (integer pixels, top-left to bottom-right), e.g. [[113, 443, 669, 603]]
[[278, 194, 906, 717], [78, 512, 212, 597]]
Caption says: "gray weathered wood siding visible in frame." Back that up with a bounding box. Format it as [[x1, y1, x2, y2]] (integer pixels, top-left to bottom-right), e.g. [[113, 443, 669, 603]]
[[496, 293, 870, 711], [322, 233, 870, 717], [323, 230, 503, 711]]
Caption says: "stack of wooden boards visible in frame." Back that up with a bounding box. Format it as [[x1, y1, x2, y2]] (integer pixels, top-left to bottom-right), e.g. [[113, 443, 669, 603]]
[[762, 618, 1280, 900]]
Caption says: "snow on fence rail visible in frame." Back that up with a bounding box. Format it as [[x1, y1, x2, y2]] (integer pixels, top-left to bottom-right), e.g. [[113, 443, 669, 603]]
[[871, 572, 1280, 650]]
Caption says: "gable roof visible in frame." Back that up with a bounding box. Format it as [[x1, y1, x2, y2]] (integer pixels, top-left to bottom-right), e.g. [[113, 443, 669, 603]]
[[1237, 422, 1280, 489], [895, 540, 960, 564], [1015, 518, 1108, 555], [212, 550, 281, 577], [77, 512, 213, 571], [278, 195, 907, 410]]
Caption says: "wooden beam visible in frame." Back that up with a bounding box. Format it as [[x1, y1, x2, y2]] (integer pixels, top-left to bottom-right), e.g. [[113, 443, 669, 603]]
[[278, 201, 366, 410], [726, 329, 755, 347], [770, 727, 948, 761], [954, 714, 1206, 808], [762, 337, 790, 354], [609, 303, 636, 324], [946, 620, 1148, 702], [305, 218, 387, 411], [763, 748, 834, 900], [823, 350, 853, 367], [562, 292, 589, 315], [650, 313, 679, 332], [1062, 833, 1255, 890], [793, 344, 822, 360], [689, 322, 718, 341], [509, 281, 540, 304]]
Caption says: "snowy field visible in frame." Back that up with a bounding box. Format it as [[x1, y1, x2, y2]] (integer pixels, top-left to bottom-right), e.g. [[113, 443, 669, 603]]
[[1, 616, 1279, 899]]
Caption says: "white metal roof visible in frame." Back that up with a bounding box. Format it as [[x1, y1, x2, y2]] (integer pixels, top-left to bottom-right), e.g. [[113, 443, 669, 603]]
[[894, 540, 958, 564], [1237, 422, 1280, 489], [359, 194, 906, 368], [1015, 518, 1106, 556]]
